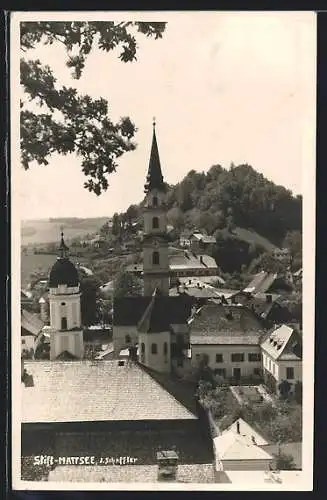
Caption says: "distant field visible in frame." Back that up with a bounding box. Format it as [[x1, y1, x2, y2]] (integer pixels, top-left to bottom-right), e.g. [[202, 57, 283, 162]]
[[21, 253, 57, 287], [21, 217, 109, 246], [21, 252, 82, 288]]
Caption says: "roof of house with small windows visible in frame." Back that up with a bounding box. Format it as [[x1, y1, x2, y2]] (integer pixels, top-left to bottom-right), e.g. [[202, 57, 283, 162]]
[[188, 304, 264, 344], [260, 324, 302, 361]]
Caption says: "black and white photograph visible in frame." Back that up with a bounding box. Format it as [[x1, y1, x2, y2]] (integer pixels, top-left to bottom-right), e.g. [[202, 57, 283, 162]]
[[11, 11, 315, 490]]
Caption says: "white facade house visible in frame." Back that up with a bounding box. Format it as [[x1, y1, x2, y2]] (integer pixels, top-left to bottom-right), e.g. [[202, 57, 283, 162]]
[[189, 304, 265, 381], [213, 418, 273, 471], [261, 324, 302, 395]]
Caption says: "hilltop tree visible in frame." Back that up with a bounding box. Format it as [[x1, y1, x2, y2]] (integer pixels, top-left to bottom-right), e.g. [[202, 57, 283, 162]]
[[113, 270, 143, 298], [20, 21, 166, 195]]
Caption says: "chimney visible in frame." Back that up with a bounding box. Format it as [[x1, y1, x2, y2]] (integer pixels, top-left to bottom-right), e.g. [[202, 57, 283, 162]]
[[236, 420, 240, 434]]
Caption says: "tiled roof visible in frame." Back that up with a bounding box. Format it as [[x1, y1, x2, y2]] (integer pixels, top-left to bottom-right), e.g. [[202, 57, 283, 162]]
[[189, 304, 264, 338], [21, 309, 44, 337], [191, 335, 261, 345], [138, 293, 194, 333], [169, 286, 220, 299], [243, 272, 277, 294], [22, 361, 197, 423], [225, 418, 268, 446], [261, 324, 302, 361], [214, 432, 273, 461], [48, 463, 217, 483]]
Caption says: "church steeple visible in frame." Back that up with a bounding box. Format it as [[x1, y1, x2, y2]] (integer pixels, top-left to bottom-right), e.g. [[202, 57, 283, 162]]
[[144, 119, 165, 193], [58, 229, 69, 259], [142, 120, 170, 297]]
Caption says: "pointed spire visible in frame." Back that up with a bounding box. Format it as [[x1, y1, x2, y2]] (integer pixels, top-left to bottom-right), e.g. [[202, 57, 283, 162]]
[[144, 119, 165, 193], [58, 228, 69, 259]]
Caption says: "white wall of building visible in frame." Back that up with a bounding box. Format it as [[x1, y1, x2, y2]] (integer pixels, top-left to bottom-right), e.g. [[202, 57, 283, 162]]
[[21, 335, 35, 352], [139, 330, 171, 373], [220, 458, 272, 471], [113, 325, 138, 355], [262, 350, 302, 391], [50, 330, 84, 360], [49, 286, 81, 331], [191, 344, 262, 378]]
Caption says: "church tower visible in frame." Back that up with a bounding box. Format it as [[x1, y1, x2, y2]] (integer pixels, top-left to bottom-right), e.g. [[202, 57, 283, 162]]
[[48, 232, 84, 360], [143, 121, 170, 296]]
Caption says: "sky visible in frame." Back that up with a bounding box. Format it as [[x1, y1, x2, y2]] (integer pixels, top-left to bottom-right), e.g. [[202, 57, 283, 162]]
[[14, 12, 316, 220]]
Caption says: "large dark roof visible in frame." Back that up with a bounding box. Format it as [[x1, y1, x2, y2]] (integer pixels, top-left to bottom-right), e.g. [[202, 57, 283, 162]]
[[144, 123, 165, 193], [49, 258, 79, 288], [22, 361, 196, 423], [137, 292, 195, 333], [113, 297, 151, 326], [113, 294, 195, 329]]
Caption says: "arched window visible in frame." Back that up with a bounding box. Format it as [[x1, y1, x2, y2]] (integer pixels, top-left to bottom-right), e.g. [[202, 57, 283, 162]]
[[152, 251, 160, 265], [125, 334, 131, 344], [141, 343, 145, 354], [151, 343, 158, 354], [153, 196, 158, 207], [152, 217, 159, 229]]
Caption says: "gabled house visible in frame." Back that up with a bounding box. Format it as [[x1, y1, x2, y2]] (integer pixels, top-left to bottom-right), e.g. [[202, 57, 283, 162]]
[[189, 304, 265, 382], [21, 309, 45, 357], [213, 418, 273, 471], [261, 324, 302, 395]]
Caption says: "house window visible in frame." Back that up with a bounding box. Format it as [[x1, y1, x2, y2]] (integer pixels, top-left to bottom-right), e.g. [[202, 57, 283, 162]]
[[152, 217, 159, 229], [286, 367, 294, 380], [215, 368, 226, 378], [195, 354, 201, 360], [125, 335, 131, 344], [272, 362, 275, 375], [61, 317, 67, 330], [163, 342, 168, 356], [253, 368, 261, 376], [152, 251, 160, 265], [215, 353, 223, 363], [231, 353, 244, 362], [141, 342, 145, 354], [153, 196, 158, 207], [268, 359, 271, 371], [22, 339, 26, 345], [248, 353, 261, 362], [233, 367, 241, 380], [151, 343, 158, 355]]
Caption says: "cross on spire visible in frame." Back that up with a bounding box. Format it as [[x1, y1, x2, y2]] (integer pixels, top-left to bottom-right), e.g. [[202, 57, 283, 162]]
[[58, 227, 69, 259]]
